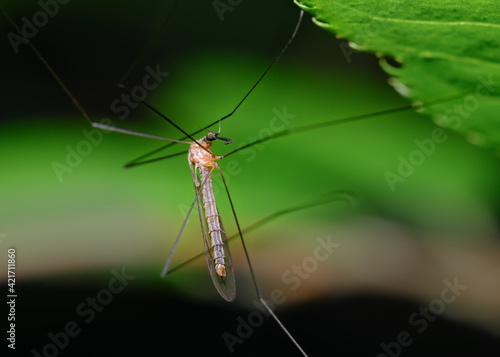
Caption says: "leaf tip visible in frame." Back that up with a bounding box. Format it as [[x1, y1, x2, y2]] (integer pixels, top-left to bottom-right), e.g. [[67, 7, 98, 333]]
[[348, 41, 365, 51], [312, 17, 329, 28], [388, 77, 411, 97]]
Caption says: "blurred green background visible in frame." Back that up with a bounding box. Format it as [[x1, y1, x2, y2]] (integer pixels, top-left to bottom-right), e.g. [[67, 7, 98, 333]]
[[1, 1, 500, 356]]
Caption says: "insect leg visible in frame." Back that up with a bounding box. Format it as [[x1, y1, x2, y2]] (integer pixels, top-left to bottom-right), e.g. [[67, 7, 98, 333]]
[[161, 164, 213, 277], [216, 166, 309, 357]]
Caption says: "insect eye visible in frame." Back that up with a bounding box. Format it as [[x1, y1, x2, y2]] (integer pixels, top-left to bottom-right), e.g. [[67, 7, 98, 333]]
[[207, 131, 217, 141]]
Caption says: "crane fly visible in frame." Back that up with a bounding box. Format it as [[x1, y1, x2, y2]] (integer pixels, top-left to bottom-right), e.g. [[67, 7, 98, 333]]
[[1, 5, 309, 355], [163, 127, 237, 302], [1, 2, 475, 356]]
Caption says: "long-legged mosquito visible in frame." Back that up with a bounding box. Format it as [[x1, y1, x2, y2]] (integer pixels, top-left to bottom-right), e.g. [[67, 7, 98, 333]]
[[1, 3, 478, 355], [1, 5, 313, 356]]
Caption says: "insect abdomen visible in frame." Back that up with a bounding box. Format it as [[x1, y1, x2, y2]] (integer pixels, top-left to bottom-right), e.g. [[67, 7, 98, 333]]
[[199, 167, 227, 278]]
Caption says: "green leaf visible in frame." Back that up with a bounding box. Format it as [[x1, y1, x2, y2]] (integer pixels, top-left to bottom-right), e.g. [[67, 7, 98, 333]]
[[295, 0, 500, 151]]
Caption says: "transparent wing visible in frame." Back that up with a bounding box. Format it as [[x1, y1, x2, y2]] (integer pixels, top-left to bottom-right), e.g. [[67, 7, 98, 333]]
[[193, 167, 236, 302]]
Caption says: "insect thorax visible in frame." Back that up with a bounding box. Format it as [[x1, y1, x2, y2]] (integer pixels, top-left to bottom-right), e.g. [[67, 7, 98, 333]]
[[188, 138, 215, 169]]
